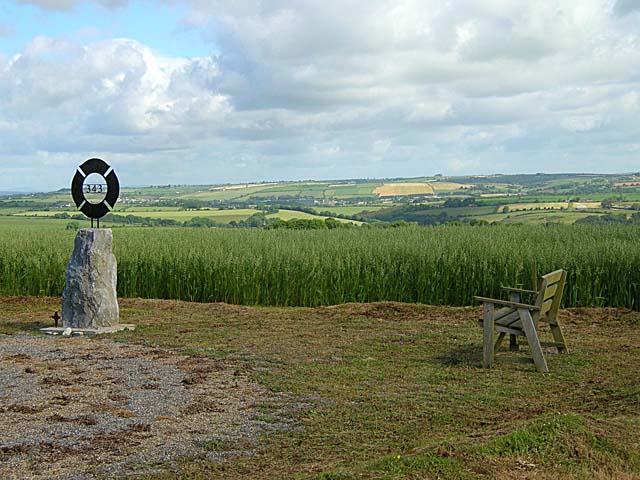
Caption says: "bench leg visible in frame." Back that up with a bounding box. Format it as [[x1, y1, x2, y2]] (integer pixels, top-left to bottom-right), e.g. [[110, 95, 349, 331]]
[[509, 334, 519, 351], [507, 293, 520, 351], [549, 321, 569, 354], [519, 309, 548, 373], [494, 332, 506, 351], [483, 303, 495, 369]]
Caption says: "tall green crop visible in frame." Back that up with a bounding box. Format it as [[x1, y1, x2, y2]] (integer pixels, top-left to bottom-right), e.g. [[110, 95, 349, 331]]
[[0, 224, 638, 309]]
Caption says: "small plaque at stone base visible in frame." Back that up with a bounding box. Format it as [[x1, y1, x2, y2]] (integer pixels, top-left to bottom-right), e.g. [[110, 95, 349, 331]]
[[40, 324, 136, 336]]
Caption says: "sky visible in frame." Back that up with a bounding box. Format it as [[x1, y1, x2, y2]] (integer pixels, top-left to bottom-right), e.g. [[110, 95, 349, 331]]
[[0, 0, 639, 191]]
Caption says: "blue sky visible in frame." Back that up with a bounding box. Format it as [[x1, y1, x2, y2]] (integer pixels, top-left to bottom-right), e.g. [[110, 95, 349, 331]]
[[0, 0, 639, 192], [0, 1, 213, 58]]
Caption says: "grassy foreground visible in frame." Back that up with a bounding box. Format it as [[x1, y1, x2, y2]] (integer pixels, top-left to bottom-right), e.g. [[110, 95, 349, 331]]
[[2, 296, 639, 479]]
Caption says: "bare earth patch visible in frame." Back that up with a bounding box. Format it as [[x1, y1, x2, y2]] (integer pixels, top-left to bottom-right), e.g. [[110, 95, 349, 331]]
[[0, 334, 294, 479]]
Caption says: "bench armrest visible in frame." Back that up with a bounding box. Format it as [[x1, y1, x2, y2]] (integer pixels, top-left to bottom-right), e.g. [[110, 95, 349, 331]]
[[500, 286, 538, 295], [473, 296, 540, 310]]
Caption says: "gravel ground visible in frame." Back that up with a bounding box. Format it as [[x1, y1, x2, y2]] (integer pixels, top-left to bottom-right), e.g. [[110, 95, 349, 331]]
[[0, 333, 296, 479]]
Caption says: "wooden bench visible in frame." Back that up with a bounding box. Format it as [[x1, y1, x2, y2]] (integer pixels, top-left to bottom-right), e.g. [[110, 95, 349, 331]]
[[474, 269, 569, 373]]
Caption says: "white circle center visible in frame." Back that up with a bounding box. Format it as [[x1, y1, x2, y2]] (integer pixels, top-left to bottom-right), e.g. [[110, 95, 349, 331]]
[[83, 172, 107, 204]]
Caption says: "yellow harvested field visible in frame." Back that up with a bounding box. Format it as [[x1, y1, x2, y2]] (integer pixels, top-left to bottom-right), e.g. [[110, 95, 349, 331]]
[[573, 202, 601, 209], [614, 181, 640, 187], [374, 183, 434, 196], [429, 182, 474, 191]]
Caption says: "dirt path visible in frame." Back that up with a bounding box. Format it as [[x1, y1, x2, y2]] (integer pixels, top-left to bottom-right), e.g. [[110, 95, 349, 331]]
[[0, 334, 291, 479]]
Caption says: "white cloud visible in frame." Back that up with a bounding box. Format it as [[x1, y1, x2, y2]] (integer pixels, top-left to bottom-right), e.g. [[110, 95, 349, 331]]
[[17, 0, 126, 11], [371, 139, 392, 159], [561, 115, 608, 132], [2, 0, 640, 190], [0, 37, 230, 142], [0, 36, 238, 192]]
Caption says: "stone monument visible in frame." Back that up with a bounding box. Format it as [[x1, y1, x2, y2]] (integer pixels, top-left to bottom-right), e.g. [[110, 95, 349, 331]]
[[62, 228, 119, 328], [41, 158, 134, 335]]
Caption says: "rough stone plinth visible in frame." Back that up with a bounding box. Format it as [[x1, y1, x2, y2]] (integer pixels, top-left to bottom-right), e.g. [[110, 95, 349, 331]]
[[62, 228, 119, 328]]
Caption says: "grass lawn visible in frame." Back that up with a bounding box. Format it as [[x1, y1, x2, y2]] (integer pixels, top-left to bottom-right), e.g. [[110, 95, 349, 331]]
[[2, 297, 639, 479]]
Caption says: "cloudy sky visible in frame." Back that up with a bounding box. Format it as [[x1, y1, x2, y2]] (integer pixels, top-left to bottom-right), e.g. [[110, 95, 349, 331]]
[[0, 0, 639, 191]]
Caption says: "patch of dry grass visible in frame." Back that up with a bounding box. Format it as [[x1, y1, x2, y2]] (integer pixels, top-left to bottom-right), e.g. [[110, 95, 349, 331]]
[[1, 296, 639, 479]]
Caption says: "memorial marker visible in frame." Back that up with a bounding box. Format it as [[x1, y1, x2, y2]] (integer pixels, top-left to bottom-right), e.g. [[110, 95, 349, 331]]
[[41, 158, 134, 335]]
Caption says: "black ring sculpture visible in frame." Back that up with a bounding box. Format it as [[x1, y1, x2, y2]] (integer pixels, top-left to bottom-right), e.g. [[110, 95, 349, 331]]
[[71, 158, 120, 223]]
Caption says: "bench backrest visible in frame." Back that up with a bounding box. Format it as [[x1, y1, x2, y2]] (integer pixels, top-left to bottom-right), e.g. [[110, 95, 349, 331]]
[[534, 269, 567, 321]]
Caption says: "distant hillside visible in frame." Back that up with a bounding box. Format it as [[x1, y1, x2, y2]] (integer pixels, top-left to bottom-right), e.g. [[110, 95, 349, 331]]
[[3, 172, 640, 229]]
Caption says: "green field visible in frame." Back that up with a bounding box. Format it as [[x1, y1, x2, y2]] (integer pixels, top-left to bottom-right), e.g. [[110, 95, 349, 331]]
[[0, 214, 147, 230], [314, 205, 389, 216], [10, 208, 362, 225], [480, 211, 607, 224], [0, 216, 73, 229], [15, 208, 259, 221], [115, 208, 260, 223], [166, 181, 384, 202], [266, 209, 362, 224], [416, 206, 498, 217], [1, 224, 638, 309]]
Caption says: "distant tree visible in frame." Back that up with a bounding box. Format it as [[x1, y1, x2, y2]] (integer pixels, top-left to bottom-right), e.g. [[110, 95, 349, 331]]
[[262, 205, 279, 214], [265, 219, 288, 230], [601, 195, 623, 209], [241, 213, 268, 228], [324, 217, 341, 229], [66, 221, 80, 231], [601, 198, 614, 209], [390, 220, 416, 228], [184, 216, 218, 228], [181, 199, 207, 210], [468, 219, 489, 226]]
